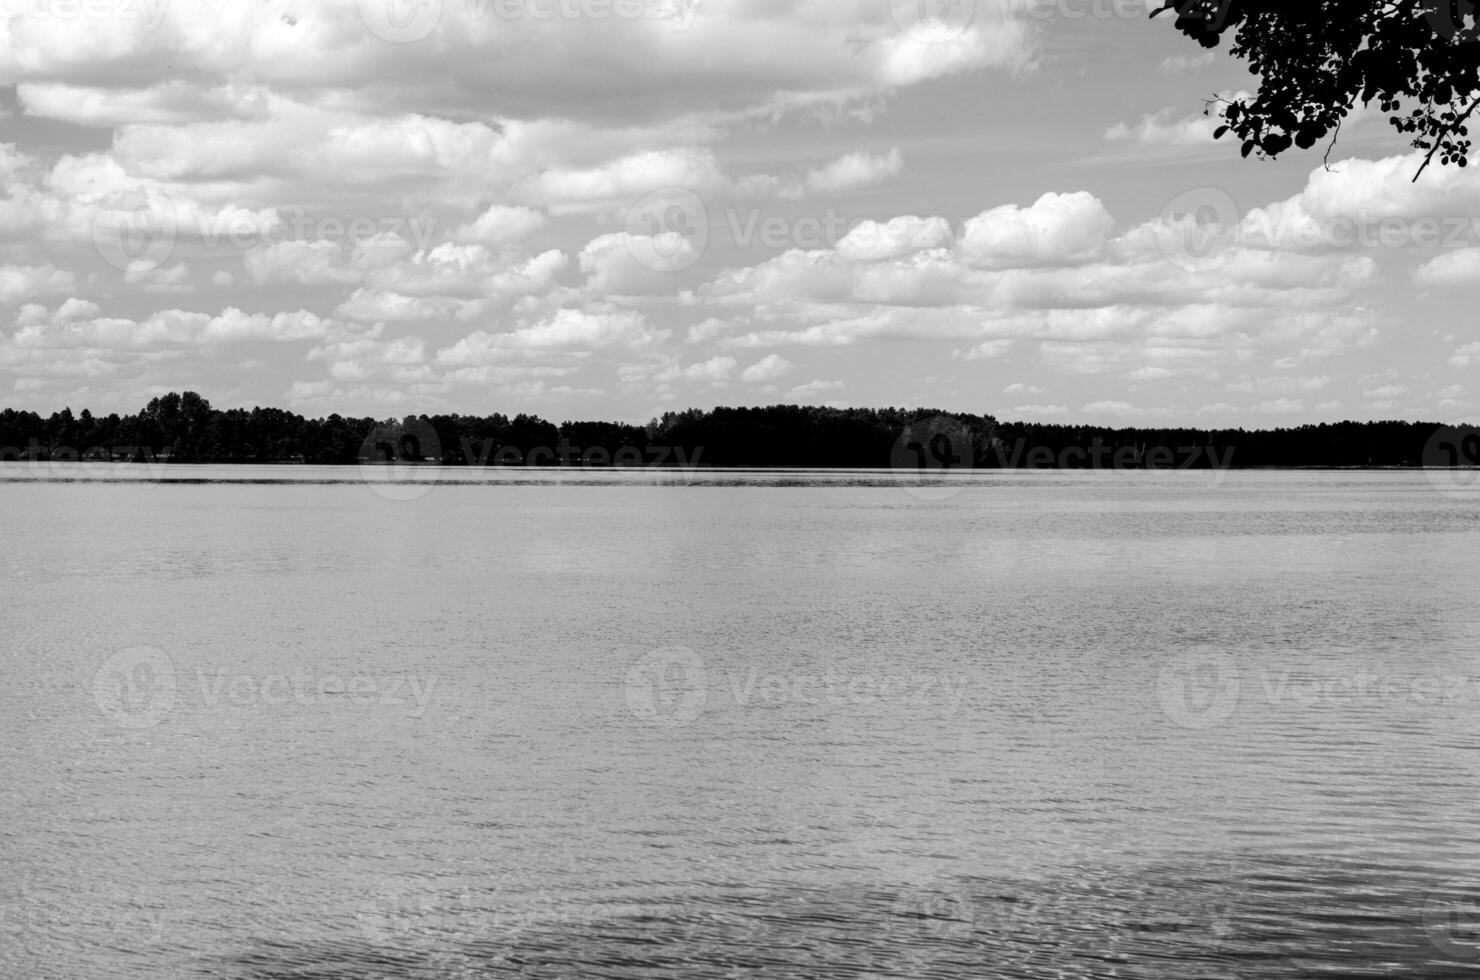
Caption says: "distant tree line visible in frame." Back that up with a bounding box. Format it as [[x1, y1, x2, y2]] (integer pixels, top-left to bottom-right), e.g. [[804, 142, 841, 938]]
[[0, 391, 1472, 469]]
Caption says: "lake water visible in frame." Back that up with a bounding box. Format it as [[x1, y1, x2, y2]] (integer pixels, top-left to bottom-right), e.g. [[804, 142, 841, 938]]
[[3, 467, 1480, 978]]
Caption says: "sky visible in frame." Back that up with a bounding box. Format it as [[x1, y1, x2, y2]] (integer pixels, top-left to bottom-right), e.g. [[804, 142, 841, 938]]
[[1, 0, 1477, 426]]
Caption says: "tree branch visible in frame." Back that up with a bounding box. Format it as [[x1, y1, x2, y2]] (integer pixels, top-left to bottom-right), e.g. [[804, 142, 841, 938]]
[[1414, 95, 1480, 182]]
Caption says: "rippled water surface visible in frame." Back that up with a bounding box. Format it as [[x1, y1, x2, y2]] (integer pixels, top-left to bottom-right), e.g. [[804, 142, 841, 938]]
[[3, 468, 1480, 978]]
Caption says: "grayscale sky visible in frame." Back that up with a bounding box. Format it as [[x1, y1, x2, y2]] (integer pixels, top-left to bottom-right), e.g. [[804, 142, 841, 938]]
[[1, 0, 1475, 424]]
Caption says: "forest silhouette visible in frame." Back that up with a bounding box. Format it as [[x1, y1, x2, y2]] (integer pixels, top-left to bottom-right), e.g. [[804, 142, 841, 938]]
[[0, 391, 1472, 470]]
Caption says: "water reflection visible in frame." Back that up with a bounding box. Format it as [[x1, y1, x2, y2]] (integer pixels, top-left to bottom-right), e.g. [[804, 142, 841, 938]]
[[223, 860, 1480, 979], [4, 472, 1480, 979]]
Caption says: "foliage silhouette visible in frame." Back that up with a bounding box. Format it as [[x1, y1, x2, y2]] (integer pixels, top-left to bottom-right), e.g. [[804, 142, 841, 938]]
[[1156, 1, 1480, 177], [0, 392, 1469, 469]]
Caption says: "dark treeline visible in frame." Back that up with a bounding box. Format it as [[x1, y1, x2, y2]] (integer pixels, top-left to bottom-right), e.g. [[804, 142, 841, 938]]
[[991, 420, 1450, 469], [0, 391, 1471, 469]]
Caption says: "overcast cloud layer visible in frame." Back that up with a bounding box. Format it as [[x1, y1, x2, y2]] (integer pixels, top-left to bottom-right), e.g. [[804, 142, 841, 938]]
[[1, 0, 1476, 424]]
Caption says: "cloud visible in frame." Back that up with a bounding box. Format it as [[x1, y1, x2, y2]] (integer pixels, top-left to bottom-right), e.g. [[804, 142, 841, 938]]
[[123, 261, 192, 294], [333, 290, 441, 323], [961, 338, 1014, 360], [17, 81, 273, 127], [786, 379, 844, 401], [437, 309, 669, 366], [835, 216, 952, 262], [1104, 108, 1220, 147], [740, 354, 795, 383], [580, 232, 697, 295], [1414, 249, 1480, 288], [1, 2, 1032, 123], [1260, 152, 1480, 226], [525, 148, 728, 212], [690, 183, 1378, 389], [451, 205, 548, 247], [647, 356, 738, 386], [10, 305, 339, 349], [958, 192, 1114, 268], [1226, 375, 1331, 395], [0, 264, 76, 304], [307, 331, 430, 383], [1158, 52, 1216, 73], [245, 240, 372, 286], [800, 148, 904, 195], [1081, 400, 1140, 417], [1450, 342, 1480, 368], [1104, 91, 1252, 147], [1254, 398, 1306, 415], [1009, 404, 1069, 418]]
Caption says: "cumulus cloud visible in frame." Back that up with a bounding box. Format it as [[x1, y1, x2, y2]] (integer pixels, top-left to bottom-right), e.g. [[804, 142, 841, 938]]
[[2, 2, 1029, 122], [958, 193, 1114, 268], [452, 205, 548, 247], [740, 354, 795, 383], [1450, 342, 1480, 368], [644, 356, 739, 386], [333, 289, 441, 322], [526, 149, 728, 213], [1159, 52, 1216, 73], [0, 0, 1452, 423], [1081, 400, 1140, 417], [17, 81, 273, 127], [0, 264, 76, 304], [437, 309, 668, 366], [10, 305, 338, 349], [799, 148, 904, 195], [580, 233, 697, 295], [1105, 109, 1220, 147], [786, 379, 844, 401], [835, 216, 952, 263], [1414, 249, 1480, 288]]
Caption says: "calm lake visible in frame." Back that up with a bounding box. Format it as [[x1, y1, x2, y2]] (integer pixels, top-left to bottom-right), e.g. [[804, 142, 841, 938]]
[[2, 467, 1479, 978]]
